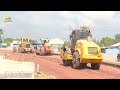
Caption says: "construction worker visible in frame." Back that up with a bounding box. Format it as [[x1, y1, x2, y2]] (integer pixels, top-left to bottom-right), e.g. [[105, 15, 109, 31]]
[[43, 40, 47, 46], [62, 45, 66, 52], [66, 46, 71, 53], [42, 40, 46, 46]]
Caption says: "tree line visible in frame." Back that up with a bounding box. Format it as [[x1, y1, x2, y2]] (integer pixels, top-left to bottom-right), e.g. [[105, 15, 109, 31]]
[[4, 33, 120, 47], [92, 34, 120, 47], [64, 34, 120, 47], [4, 38, 37, 46]]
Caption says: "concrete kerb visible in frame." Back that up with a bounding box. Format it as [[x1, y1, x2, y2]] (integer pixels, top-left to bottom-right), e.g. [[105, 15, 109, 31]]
[[101, 61, 120, 68], [101, 54, 120, 68]]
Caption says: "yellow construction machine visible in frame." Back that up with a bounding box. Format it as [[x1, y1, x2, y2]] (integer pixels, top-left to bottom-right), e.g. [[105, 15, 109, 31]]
[[60, 26, 103, 70], [36, 39, 53, 55], [17, 36, 33, 53]]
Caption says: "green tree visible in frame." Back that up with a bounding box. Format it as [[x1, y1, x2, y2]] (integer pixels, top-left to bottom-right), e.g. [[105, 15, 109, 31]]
[[4, 38, 13, 46], [100, 37, 114, 47], [64, 41, 71, 48], [29, 39, 37, 43], [115, 34, 120, 39], [14, 38, 20, 41], [114, 34, 120, 43], [92, 39, 100, 46]]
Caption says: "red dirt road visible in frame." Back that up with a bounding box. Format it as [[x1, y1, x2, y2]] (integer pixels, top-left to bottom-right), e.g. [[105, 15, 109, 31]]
[[0, 49, 120, 79]]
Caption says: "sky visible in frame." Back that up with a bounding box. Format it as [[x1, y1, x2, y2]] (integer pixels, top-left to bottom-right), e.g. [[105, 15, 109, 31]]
[[0, 11, 120, 42]]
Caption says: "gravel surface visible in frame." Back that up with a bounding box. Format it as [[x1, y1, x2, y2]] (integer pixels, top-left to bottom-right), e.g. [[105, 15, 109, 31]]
[[0, 49, 120, 79]]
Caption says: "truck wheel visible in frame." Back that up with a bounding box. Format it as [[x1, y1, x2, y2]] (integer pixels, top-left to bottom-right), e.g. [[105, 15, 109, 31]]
[[72, 52, 80, 69], [63, 60, 72, 66], [91, 63, 100, 70], [79, 63, 87, 69], [68, 61, 72, 66], [63, 60, 68, 66], [36, 53, 40, 55], [30, 49, 33, 53]]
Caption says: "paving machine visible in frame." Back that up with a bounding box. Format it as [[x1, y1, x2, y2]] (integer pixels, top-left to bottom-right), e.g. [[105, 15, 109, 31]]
[[60, 26, 103, 70]]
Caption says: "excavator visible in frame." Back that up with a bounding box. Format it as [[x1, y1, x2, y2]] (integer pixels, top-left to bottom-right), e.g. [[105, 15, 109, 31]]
[[60, 26, 103, 70], [0, 29, 7, 47], [36, 38, 53, 55]]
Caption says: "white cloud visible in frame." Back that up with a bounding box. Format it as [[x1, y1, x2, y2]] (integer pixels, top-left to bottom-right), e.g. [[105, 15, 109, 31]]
[[80, 11, 115, 20], [7, 11, 120, 41], [59, 11, 75, 19], [14, 11, 97, 29], [77, 15, 96, 28], [14, 14, 28, 22], [59, 11, 96, 28], [14, 12, 54, 28]]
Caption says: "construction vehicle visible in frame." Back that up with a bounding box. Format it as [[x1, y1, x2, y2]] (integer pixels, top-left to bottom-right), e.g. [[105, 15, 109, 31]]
[[60, 26, 103, 70], [12, 40, 18, 52], [0, 29, 7, 47], [17, 36, 33, 53], [60, 46, 73, 66], [36, 38, 53, 55]]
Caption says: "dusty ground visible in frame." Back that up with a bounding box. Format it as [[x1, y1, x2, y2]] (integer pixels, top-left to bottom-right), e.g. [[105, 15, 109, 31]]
[[34, 71, 55, 79], [0, 49, 120, 79]]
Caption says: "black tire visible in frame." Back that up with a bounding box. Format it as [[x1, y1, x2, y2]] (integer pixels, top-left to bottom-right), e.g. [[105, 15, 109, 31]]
[[91, 63, 100, 70], [79, 63, 87, 69], [63, 60, 68, 66], [68, 61, 72, 66], [36, 53, 40, 55], [72, 52, 80, 69], [63, 60, 72, 66], [30, 49, 33, 53]]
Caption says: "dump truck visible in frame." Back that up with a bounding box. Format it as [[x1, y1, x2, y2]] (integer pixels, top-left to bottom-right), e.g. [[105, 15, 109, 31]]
[[17, 36, 33, 53], [36, 39, 53, 55], [60, 26, 103, 70]]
